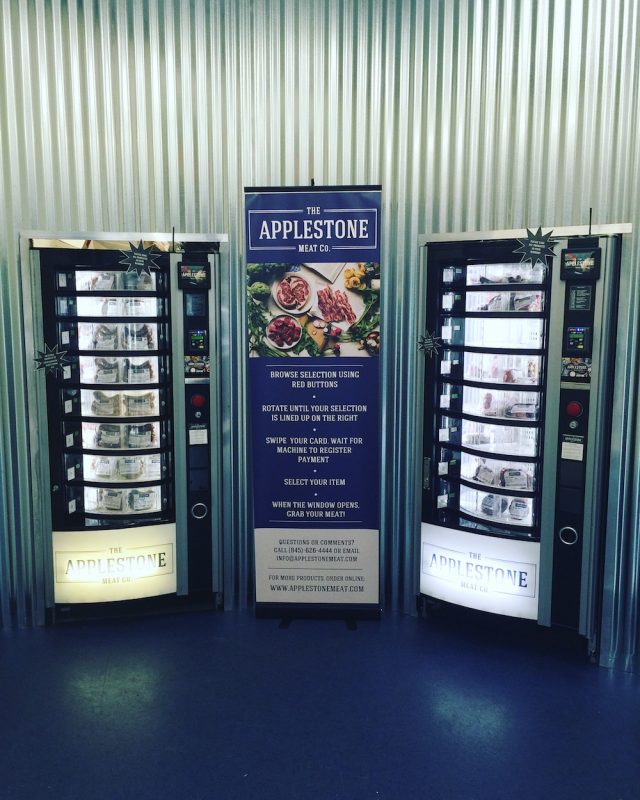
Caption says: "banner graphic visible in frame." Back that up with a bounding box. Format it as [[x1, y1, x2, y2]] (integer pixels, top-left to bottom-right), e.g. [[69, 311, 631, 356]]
[[245, 187, 381, 607]]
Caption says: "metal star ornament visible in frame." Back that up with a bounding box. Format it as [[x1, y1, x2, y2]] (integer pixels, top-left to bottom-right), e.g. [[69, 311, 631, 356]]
[[119, 241, 160, 277], [418, 330, 443, 358], [514, 227, 556, 266], [34, 343, 69, 375]]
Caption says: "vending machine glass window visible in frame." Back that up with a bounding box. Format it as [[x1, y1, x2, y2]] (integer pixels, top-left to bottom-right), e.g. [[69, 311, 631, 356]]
[[420, 238, 550, 622], [425, 243, 547, 541], [35, 242, 178, 607], [41, 247, 173, 531]]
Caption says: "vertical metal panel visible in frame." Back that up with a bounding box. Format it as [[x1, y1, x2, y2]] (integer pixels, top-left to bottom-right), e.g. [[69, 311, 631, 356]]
[[601, 231, 640, 672], [0, 1, 639, 669]]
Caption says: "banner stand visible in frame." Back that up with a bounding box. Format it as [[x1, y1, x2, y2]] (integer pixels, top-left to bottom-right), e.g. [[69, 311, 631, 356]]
[[245, 185, 382, 619]]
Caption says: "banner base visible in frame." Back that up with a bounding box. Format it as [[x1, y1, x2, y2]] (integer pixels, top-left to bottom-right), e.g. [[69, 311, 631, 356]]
[[255, 602, 381, 622]]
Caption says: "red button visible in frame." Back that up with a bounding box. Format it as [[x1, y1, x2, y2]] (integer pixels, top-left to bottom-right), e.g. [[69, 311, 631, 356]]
[[566, 401, 583, 418], [191, 393, 207, 409]]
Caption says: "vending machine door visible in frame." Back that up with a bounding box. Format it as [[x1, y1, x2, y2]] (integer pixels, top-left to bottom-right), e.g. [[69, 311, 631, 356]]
[[37, 242, 177, 604], [420, 238, 546, 619], [27, 233, 226, 612], [419, 227, 625, 636]]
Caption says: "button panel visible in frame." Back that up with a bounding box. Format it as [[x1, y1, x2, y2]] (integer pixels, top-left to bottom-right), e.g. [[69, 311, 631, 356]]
[[179, 255, 213, 594], [552, 238, 600, 629]]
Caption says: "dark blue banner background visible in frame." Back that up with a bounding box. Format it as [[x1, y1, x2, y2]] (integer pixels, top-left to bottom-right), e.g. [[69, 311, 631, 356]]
[[245, 188, 381, 263], [246, 186, 381, 607], [250, 358, 379, 529]]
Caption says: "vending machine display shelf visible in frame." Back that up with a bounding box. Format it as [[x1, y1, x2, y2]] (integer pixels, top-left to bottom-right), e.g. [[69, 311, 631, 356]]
[[441, 344, 545, 357], [80, 453, 166, 483], [80, 477, 169, 489], [76, 355, 165, 386], [452, 376, 542, 391], [441, 291, 546, 315], [75, 349, 166, 357], [78, 383, 162, 393], [455, 515, 539, 540], [78, 415, 165, 424], [458, 476, 535, 499], [442, 311, 546, 321], [73, 290, 159, 297], [457, 439, 538, 458], [80, 421, 164, 450], [447, 420, 539, 457], [458, 502, 536, 529], [437, 477, 537, 529], [440, 384, 542, 421], [442, 262, 548, 287], [461, 282, 547, 292], [73, 388, 165, 419], [83, 485, 166, 515], [77, 481, 169, 493], [75, 322, 162, 351], [59, 269, 159, 293], [447, 411, 542, 430], [458, 408, 541, 424], [457, 451, 537, 492], [457, 352, 543, 385], [56, 296, 166, 318], [75, 446, 165, 457], [441, 317, 546, 350], [435, 510, 539, 540]]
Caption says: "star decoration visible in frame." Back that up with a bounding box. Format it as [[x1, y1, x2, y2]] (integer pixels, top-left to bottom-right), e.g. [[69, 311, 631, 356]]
[[418, 330, 442, 358], [514, 227, 556, 266], [119, 241, 161, 277], [34, 343, 69, 375]]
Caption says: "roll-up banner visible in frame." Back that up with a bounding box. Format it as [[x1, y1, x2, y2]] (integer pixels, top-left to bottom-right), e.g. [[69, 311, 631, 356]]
[[245, 186, 381, 615]]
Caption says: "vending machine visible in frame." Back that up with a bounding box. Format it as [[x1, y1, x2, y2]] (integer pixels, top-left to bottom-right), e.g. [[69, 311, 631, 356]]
[[418, 225, 630, 652], [24, 233, 226, 617]]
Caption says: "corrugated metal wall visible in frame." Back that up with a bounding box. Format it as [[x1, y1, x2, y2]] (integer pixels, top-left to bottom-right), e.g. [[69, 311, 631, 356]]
[[0, 0, 638, 668]]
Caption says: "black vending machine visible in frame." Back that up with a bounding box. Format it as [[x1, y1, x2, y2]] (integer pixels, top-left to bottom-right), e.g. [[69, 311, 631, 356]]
[[26, 233, 226, 617], [418, 225, 629, 654]]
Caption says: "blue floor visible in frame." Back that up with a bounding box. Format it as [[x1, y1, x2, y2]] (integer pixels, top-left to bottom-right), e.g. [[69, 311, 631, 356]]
[[1, 606, 639, 800]]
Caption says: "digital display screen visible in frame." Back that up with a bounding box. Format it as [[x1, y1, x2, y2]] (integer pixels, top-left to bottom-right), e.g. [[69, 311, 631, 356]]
[[178, 262, 210, 289], [189, 329, 207, 352], [561, 248, 601, 281], [568, 327, 586, 349], [565, 325, 591, 355]]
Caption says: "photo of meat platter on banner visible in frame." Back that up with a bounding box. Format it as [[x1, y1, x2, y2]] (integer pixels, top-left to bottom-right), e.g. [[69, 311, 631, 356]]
[[247, 262, 380, 358], [245, 186, 381, 614]]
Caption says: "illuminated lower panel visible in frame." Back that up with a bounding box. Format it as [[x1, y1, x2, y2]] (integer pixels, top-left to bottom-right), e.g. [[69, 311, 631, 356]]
[[53, 523, 177, 603], [420, 523, 540, 620]]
